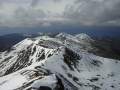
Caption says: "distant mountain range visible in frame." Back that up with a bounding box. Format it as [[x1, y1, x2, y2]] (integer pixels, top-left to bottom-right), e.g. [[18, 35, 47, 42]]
[[0, 33, 120, 60], [0, 33, 120, 90]]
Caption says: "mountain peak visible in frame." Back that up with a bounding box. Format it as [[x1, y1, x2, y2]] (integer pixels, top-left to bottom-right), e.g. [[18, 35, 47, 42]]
[[56, 32, 73, 38], [75, 33, 92, 41]]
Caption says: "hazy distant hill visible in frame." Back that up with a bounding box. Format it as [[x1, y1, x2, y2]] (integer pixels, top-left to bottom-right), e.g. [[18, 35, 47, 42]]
[[0, 33, 40, 52]]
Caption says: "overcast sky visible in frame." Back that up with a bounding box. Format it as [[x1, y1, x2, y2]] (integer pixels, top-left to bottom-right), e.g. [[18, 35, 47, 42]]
[[0, 0, 120, 27]]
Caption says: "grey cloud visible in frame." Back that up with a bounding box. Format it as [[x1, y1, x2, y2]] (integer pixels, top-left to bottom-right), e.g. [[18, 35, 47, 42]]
[[64, 0, 120, 26], [13, 7, 47, 26], [31, 0, 40, 7], [53, 0, 62, 2], [31, 0, 62, 7], [0, 0, 120, 27], [0, 6, 47, 27], [0, 0, 31, 4], [1, 6, 67, 27]]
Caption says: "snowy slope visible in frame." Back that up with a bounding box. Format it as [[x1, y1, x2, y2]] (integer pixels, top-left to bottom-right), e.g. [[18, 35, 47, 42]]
[[0, 33, 120, 90], [75, 33, 92, 41], [0, 38, 58, 76]]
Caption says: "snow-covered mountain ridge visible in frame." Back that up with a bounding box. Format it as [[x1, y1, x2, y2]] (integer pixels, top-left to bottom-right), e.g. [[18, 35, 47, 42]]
[[0, 33, 120, 90]]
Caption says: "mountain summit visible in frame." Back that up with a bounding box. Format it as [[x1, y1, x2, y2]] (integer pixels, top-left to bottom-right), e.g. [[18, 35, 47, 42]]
[[0, 33, 120, 90], [75, 33, 92, 41]]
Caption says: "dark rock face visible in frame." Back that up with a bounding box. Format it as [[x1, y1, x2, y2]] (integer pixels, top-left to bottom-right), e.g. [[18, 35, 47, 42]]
[[38, 86, 52, 90], [4, 45, 33, 76], [63, 47, 81, 70], [56, 76, 65, 90]]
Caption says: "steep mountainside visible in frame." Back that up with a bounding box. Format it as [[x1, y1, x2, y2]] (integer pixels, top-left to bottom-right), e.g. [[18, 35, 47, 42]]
[[0, 33, 120, 90]]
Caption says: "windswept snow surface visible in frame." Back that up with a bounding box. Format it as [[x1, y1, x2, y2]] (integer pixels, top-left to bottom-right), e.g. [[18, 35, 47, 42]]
[[0, 33, 120, 90]]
